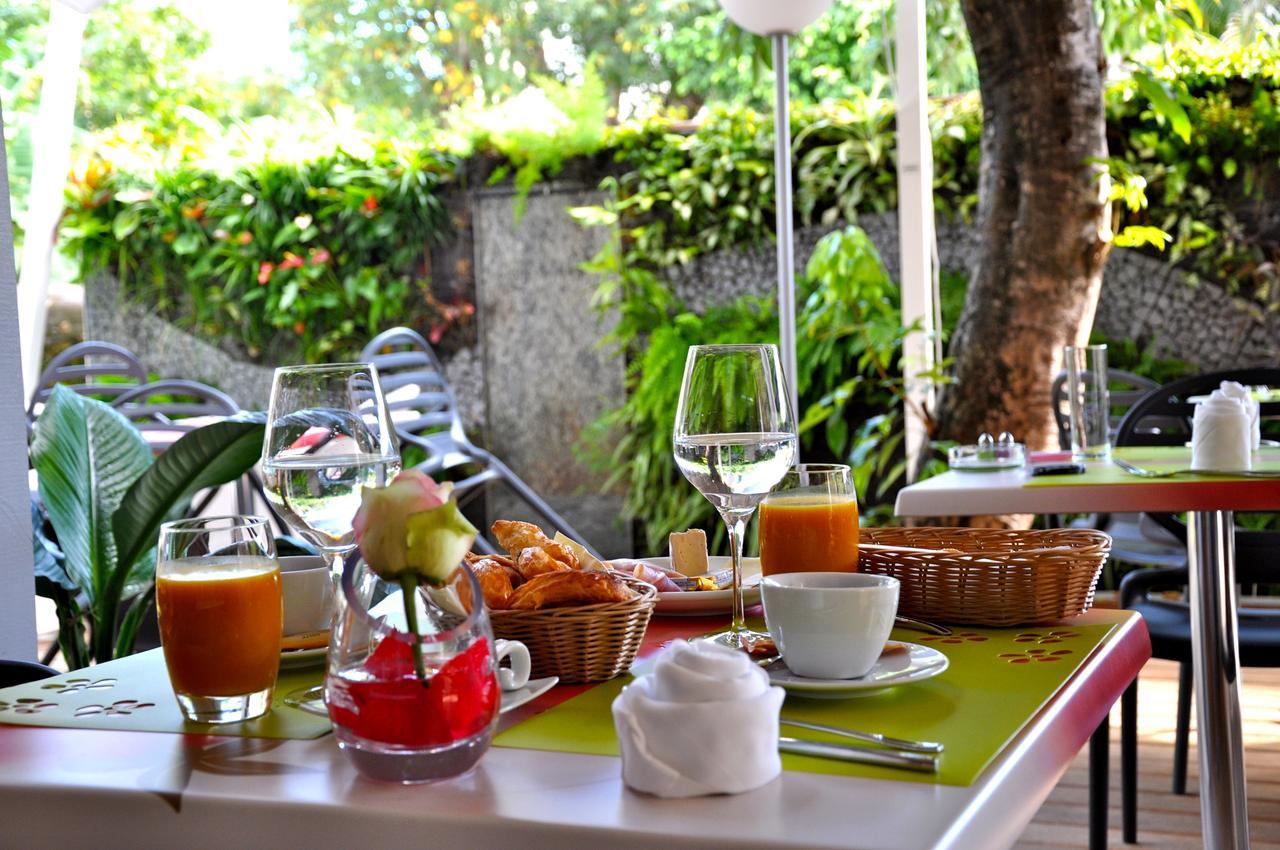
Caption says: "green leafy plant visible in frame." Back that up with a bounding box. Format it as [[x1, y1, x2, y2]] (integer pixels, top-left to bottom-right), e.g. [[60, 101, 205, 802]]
[[582, 225, 951, 553], [30, 385, 266, 667]]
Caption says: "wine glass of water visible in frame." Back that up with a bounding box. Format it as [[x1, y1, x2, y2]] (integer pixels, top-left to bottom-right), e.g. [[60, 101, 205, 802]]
[[261, 363, 401, 582], [673, 344, 797, 649]]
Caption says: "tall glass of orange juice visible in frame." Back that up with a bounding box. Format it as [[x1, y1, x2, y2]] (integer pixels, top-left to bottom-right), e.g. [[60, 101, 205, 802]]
[[759, 464, 859, 575], [156, 516, 282, 724]]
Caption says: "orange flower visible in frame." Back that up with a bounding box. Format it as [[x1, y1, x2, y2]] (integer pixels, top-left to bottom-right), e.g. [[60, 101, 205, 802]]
[[258, 262, 274, 284], [293, 321, 305, 335], [280, 252, 304, 270], [362, 195, 379, 213], [310, 248, 332, 265]]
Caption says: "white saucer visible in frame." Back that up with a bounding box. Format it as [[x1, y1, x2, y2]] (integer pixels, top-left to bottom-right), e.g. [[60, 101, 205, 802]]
[[635, 556, 762, 615], [279, 646, 327, 671], [500, 676, 558, 713], [764, 641, 948, 698]]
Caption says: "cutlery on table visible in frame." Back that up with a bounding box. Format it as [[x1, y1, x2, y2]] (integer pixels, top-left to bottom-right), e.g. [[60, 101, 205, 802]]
[[1114, 458, 1280, 479], [893, 615, 952, 636], [780, 718, 944, 754], [778, 737, 939, 772]]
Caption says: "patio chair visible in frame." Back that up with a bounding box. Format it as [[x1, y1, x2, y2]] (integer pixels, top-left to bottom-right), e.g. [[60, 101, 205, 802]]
[[112, 379, 252, 515], [25, 340, 148, 424], [360, 327, 602, 558], [0, 659, 58, 688], [1112, 366, 1280, 844], [1049, 368, 1186, 574]]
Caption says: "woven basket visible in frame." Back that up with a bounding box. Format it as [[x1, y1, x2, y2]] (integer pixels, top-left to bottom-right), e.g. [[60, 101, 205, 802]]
[[857, 527, 1111, 627], [489, 577, 657, 683]]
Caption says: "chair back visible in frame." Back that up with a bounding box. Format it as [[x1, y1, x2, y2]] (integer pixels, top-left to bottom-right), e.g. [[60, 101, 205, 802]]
[[1114, 366, 1280, 548], [112, 379, 241, 433], [360, 327, 468, 462], [1050, 368, 1159, 450], [27, 341, 148, 420], [0, 659, 58, 688]]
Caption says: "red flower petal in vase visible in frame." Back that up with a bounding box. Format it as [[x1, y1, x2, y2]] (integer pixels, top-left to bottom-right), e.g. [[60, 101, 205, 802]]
[[329, 636, 498, 748]]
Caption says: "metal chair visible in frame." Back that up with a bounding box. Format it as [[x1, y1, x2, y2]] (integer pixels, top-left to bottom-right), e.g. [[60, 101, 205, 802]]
[[26, 340, 148, 423], [112, 379, 252, 515], [1050, 368, 1186, 574], [361, 327, 602, 557], [1113, 366, 1280, 844], [0, 659, 58, 688]]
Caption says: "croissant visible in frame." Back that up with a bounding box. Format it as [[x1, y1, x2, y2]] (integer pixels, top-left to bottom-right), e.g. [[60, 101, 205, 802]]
[[460, 558, 518, 611], [507, 570, 637, 610], [515, 546, 571, 582], [491, 520, 578, 569], [465, 551, 516, 570]]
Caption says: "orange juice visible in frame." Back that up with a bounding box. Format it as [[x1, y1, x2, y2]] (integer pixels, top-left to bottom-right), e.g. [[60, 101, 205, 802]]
[[758, 494, 860, 575], [156, 558, 283, 697]]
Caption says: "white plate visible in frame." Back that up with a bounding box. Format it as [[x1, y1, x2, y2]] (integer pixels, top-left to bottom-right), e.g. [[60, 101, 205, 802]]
[[763, 641, 948, 698], [500, 676, 558, 713], [635, 556, 762, 615], [279, 646, 327, 670]]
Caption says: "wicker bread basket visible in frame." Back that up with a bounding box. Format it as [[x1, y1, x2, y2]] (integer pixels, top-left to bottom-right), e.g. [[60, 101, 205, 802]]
[[489, 576, 657, 683], [857, 527, 1111, 627]]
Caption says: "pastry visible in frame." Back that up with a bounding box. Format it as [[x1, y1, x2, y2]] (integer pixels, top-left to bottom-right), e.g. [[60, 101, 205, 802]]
[[515, 546, 572, 582], [459, 558, 518, 610], [492, 520, 579, 568], [507, 570, 637, 610]]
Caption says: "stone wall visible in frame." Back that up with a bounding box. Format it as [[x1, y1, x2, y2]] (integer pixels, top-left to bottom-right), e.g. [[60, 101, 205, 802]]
[[665, 211, 1279, 371], [472, 183, 628, 556]]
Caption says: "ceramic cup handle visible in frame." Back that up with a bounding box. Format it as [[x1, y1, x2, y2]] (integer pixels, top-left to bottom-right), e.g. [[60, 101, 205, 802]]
[[493, 639, 531, 691]]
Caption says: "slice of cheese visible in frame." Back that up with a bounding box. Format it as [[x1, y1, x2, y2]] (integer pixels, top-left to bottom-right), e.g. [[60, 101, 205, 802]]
[[553, 531, 606, 571], [669, 529, 710, 577]]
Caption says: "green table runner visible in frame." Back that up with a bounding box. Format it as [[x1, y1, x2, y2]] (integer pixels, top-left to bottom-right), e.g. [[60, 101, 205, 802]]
[[493, 621, 1120, 786], [1025, 446, 1280, 487], [0, 649, 330, 739]]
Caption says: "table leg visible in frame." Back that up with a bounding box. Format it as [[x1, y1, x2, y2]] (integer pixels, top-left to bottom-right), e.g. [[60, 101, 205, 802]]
[[1187, 510, 1250, 849]]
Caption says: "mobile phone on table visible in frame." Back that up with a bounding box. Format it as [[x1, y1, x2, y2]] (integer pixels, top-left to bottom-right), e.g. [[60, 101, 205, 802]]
[[1030, 463, 1086, 476]]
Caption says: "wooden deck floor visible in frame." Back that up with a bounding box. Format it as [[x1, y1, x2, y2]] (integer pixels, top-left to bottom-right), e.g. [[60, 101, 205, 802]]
[[1015, 658, 1280, 849]]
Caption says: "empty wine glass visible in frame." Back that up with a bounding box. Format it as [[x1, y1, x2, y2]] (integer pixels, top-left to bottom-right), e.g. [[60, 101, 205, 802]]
[[673, 344, 797, 649], [261, 363, 402, 581]]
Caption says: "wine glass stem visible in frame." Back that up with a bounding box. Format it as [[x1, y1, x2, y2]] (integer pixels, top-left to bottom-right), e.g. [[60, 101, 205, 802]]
[[723, 508, 753, 641]]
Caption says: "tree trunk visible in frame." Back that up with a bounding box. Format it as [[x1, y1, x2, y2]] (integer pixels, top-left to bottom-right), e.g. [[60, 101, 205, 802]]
[[936, 1, 1111, 456]]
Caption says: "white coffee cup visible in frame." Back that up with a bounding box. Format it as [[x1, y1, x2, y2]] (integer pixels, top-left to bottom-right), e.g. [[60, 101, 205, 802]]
[[279, 555, 335, 636], [761, 572, 900, 679], [493, 639, 532, 691]]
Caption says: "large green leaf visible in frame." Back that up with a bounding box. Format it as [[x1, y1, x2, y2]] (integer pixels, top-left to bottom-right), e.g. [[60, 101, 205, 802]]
[[31, 496, 74, 594], [30, 385, 153, 607], [112, 412, 266, 573]]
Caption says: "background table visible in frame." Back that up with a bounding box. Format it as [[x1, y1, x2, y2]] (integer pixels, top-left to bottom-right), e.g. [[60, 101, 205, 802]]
[[0, 610, 1148, 850], [896, 450, 1280, 850]]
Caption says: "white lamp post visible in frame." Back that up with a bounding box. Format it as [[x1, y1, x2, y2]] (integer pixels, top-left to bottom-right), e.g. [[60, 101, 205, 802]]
[[718, 0, 834, 422]]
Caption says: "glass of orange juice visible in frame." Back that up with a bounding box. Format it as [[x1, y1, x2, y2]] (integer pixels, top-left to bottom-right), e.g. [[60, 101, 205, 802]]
[[758, 463, 859, 575], [156, 515, 283, 724]]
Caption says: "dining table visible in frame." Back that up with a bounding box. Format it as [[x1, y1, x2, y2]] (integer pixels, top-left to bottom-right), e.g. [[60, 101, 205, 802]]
[[0, 604, 1149, 850], [895, 446, 1280, 850]]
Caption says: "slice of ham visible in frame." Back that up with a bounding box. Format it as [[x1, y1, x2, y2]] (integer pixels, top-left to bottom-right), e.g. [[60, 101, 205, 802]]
[[609, 559, 684, 593]]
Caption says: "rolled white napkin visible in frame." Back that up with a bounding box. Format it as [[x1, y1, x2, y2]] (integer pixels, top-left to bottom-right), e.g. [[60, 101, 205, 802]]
[[1192, 390, 1252, 471], [612, 640, 784, 798], [1218, 381, 1261, 450]]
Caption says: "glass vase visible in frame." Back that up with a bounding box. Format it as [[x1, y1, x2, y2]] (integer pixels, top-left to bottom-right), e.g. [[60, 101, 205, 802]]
[[326, 554, 500, 783]]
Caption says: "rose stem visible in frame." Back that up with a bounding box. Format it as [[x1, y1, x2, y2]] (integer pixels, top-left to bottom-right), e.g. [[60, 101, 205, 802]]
[[399, 573, 428, 683]]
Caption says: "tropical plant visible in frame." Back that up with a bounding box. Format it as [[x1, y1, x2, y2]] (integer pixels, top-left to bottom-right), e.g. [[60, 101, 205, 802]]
[[30, 385, 266, 668]]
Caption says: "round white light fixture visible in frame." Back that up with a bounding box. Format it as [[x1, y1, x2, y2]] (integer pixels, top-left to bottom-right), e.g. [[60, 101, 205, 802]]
[[718, 0, 835, 36]]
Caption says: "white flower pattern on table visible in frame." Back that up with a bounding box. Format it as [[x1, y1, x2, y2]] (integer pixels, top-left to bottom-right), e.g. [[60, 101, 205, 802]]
[[0, 698, 58, 715], [74, 700, 156, 718], [40, 677, 116, 695]]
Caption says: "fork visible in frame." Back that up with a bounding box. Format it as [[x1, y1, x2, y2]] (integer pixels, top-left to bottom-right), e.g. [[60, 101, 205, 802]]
[[780, 718, 944, 754], [1114, 458, 1280, 479]]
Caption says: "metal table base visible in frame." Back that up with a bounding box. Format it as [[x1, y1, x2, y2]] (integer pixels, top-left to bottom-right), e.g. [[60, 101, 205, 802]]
[[1188, 510, 1251, 849]]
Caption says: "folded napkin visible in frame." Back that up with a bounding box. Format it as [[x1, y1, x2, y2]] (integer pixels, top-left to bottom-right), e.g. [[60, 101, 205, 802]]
[[612, 640, 784, 798], [1218, 381, 1261, 450], [1192, 390, 1252, 471]]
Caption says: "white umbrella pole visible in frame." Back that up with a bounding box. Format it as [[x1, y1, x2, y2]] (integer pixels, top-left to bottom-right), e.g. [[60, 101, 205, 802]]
[[17, 1, 90, 401], [771, 32, 799, 424]]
